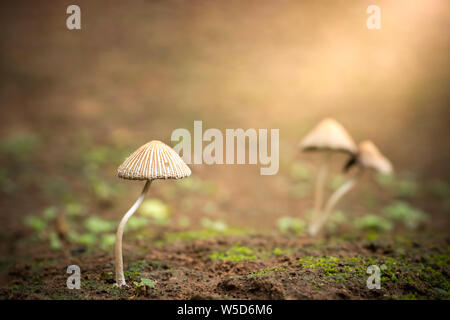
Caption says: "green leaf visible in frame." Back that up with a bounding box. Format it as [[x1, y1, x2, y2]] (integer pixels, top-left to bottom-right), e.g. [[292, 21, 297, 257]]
[[140, 278, 156, 288], [134, 278, 156, 288], [201, 218, 228, 232], [0, 132, 39, 161], [42, 207, 58, 221], [25, 216, 47, 233], [100, 234, 116, 250], [125, 216, 148, 231], [430, 180, 450, 200], [354, 215, 393, 232], [65, 202, 85, 217], [383, 201, 427, 230], [139, 198, 170, 225], [76, 233, 97, 247], [49, 232, 62, 250], [276, 217, 306, 235], [84, 217, 116, 233]]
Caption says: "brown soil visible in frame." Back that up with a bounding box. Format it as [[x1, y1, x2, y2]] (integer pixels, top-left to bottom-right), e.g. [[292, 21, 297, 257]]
[[1, 232, 449, 300]]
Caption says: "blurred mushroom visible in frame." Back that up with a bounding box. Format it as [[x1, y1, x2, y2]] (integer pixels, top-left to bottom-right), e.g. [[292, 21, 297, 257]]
[[350, 140, 393, 175], [309, 140, 393, 236], [114, 140, 191, 287], [299, 118, 357, 235]]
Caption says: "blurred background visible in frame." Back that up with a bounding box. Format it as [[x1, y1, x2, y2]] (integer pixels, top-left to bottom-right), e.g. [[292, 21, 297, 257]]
[[0, 0, 449, 263]]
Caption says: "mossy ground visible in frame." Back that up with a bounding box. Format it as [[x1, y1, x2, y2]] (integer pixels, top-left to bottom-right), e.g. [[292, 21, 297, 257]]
[[1, 231, 448, 300]]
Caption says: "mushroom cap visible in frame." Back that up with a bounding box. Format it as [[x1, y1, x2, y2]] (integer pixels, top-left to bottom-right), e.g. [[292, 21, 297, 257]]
[[300, 118, 357, 154], [358, 140, 393, 174], [118, 140, 191, 180]]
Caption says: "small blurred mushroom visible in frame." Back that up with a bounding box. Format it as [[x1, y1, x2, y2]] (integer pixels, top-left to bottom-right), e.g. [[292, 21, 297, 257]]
[[114, 140, 191, 287], [349, 140, 393, 175], [299, 118, 357, 235], [309, 140, 393, 236]]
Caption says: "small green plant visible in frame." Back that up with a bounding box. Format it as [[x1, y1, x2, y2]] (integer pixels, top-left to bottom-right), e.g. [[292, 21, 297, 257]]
[[271, 247, 293, 256], [0, 132, 39, 162], [134, 277, 156, 288], [133, 278, 156, 296], [41, 176, 71, 201], [65, 202, 85, 217], [277, 217, 306, 235], [83, 146, 117, 166], [73, 233, 97, 247], [24, 216, 47, 233], [24, 208, 63, 247], [125, 216, 149, 231], [354, 215, 393, 232], [0, 168, 16, 194], [325, 210, 348, 233], [201, 218, 228, 232], [139, 198, 170, 225], [272, 248, 284, 256], [90, 180, 123, 201], [430, 180, 450, 212], [430, 180, 450, 200], [100, 234, 116, 250], [48, 232, 62, 250], [395, 178, 419, 198], [375, 173, 419, 198], [42, 207, 58, 221], [177, 178, 199, 192], [84, 216, 116, 233], [383, 201, 428, 230]]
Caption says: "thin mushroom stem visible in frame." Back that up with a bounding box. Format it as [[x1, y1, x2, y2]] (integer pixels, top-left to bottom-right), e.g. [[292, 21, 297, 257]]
[[309, 169, 363, 236], [308, 152, 331, 235], [114, 180, 152, 287]]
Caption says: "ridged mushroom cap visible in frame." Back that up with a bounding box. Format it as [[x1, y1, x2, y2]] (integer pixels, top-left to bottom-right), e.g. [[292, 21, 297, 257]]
[[300, 118, 357, 155], [358, 140, 393, 174], [118, 140, 191, 180]]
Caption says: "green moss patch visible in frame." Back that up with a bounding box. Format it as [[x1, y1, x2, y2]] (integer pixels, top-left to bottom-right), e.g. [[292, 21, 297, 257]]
[[210, 246, 258, 262]]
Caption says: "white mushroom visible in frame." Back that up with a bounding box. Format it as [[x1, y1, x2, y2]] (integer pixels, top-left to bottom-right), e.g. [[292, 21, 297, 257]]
[[299, 118, 357, 236], [309, 140, 393, 236], [114, 140, 191, 287]]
